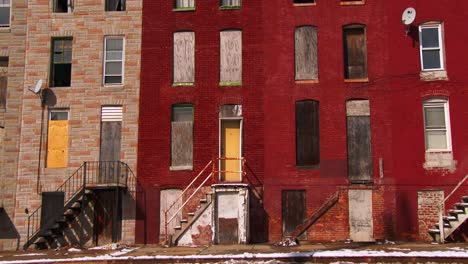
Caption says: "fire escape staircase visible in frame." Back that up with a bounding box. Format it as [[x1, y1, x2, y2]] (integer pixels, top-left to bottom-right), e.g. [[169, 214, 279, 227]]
[[24, 161, 135, 250], [288, 191, 340, 242], [429, 175, 468, 243], [162, 158, 262, 246]]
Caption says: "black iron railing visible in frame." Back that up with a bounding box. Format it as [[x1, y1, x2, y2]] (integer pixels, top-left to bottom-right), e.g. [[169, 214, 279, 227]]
[[25, 161, 131, 249]]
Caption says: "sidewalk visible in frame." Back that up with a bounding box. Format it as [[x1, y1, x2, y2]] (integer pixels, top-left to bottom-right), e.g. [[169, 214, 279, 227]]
[[0, 242, 467, 263]]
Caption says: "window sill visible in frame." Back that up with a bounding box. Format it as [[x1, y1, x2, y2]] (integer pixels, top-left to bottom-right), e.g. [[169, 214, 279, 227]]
[[340, 1, 365, 6], [420, 70, 448, 81], [293, 3, 317, 7], [220, 5, 241, 10], [173, 82, 194, 87], [296, 79, 319, 84], [297, 165, 319, 170], [219, 82, 242, 87], [170, 165, 193, 171], [0, 27, 10, 33], [102, 84, 125, 90], [344, 78, 368, 83], [173, 7, 196, 12]]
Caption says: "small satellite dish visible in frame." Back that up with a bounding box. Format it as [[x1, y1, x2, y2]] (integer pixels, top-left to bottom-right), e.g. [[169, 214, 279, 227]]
[[402, 7, 416, 25], [33, 79, 43, 94]]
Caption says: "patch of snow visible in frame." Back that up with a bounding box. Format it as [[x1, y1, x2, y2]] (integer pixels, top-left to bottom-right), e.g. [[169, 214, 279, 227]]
[[12, 253, 46, 257], [386, 247, 410, 251], [314, 249, 468, 258], [383, 239, 395, 244], [89, 243, 127, 251], [274, 238, 298, 247], [67, 248, 81, 252], [448, 247, 466, 251], [108, 247, 138, 257]]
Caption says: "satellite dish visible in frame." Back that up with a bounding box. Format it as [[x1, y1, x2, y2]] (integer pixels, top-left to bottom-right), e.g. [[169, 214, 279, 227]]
[[33, 79, 43, 94], [402, 7, 416, 25]]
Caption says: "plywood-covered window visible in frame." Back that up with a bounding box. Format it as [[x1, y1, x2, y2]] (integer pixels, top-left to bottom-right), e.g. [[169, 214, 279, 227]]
[[423, 98, 451, 151], [173, 32, 195, 85], [343, 25, 367, 80], [104, 36, 124, 85], [0, 0, 10, 27], [175, 0, 195, 10], [47, 110, 69, 168], [296, 100, 320, 167], [106, 0, 125, 11], [295, 26, 318, 81], [50, 38, 72, 87], [220, 30, 242, 85], [171, 104, 194, 170], [0, 57, 8, 109]]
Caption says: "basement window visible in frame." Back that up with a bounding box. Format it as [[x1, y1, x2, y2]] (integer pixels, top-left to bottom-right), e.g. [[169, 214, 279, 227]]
[[106, 0, 126, 11], [0, 0, 10, 27], [50, 38, 72, 87], [220, 0, 241, 9]]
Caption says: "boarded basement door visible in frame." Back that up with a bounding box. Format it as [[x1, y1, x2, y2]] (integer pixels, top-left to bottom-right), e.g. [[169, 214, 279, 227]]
[[346, 100, 372, 183], [160, 189, 182, 240], [94, 189, 122, 246], [216, 192, 239, 244], [348, 190, 373, 242], [282, 190, 306, 239], [40, 192, 64, 236]]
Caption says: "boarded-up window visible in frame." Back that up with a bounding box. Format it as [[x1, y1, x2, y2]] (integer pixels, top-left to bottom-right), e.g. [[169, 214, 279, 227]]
[[171, 104, 193, 169], [346, 100, 372, 183], [296, 100, 319, 167], [295, 26, 318, 80], [343, 25, 367, 80], [220, 30, 242, 85], [51, 38, 72, 87], [0, 56, 8, 109], [173, 32, 195, 84], [47, 110, 69, 168]]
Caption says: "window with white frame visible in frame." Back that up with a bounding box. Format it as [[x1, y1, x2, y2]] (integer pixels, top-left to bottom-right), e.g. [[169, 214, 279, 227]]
[[103, 37, 124, 85], [423, 98, 451, 151], [419, 23, 444, 71], [175, 0, 195, 9], [0, 0, 10, 27], [221, 0, 241, 8]]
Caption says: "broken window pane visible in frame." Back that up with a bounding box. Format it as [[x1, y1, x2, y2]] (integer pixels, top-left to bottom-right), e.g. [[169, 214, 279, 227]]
[[106, 0, 126, 11], [51, 38, 73, 87]]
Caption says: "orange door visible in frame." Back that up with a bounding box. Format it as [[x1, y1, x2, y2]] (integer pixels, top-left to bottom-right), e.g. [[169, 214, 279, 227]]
[[221, 120, 241, 181]]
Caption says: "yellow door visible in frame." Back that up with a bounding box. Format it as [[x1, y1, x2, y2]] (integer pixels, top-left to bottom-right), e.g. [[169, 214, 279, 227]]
[[46, 120, 69, 168], [221, 120, 241, 181]]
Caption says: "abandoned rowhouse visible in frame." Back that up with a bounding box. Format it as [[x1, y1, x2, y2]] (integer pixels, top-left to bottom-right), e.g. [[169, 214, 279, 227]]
[[0, 0, 142, 250], [137, 0, 467, 246]]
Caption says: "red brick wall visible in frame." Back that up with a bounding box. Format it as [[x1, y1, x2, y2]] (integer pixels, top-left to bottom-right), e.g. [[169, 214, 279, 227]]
[[138, 0, 468, 244], [418, 191, 443, 242]]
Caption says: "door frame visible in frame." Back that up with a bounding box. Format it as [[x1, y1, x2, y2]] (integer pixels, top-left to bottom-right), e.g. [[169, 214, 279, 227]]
[[218, 117, 243, 181]]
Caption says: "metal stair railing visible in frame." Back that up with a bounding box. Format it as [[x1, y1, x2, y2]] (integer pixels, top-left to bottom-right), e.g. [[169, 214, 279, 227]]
[[163, 160, 214, 243], [438, 174, 468, 243], [25, 161, 131, 249]]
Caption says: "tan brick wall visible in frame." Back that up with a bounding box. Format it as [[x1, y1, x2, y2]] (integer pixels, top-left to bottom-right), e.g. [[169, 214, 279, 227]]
[[0, 0, 27, 251], [14, 0, 141, 248]]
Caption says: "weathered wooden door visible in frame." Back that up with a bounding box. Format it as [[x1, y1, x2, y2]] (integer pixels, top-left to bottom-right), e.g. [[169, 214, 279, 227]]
[[216, 192, 239, 244], [348, 190, 373, 242], [221, 120, 241, 181], [159, 189, 182, 240], [346, 100, 372, 183], [94, 190, 121, 245], [282, 190, 306, 239], [100, 107, 122, 184]]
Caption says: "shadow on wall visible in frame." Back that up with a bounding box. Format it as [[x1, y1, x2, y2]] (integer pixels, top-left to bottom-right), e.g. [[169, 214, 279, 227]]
[[0, 208, 20, 250], [249, 190, 269, 243]]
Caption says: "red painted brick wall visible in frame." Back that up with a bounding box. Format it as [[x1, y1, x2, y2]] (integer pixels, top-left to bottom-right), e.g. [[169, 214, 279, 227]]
[[138, 0, 468, 244]]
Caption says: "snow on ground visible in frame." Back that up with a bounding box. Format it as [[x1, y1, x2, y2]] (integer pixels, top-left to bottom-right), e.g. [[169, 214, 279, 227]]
[[0, 248, 467, 264], [67, 248, 81, 253], [11, 253, 46, 257]]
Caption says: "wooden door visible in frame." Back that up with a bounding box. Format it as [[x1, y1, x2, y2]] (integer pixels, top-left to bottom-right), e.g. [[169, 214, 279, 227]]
[[221, 120, 241, 181], [159, 189, 182, 240], [94, 190, 121, 245], [282, 190, 306, 239], [99, 121, 121, 183], [348, 190, 373, 242]]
